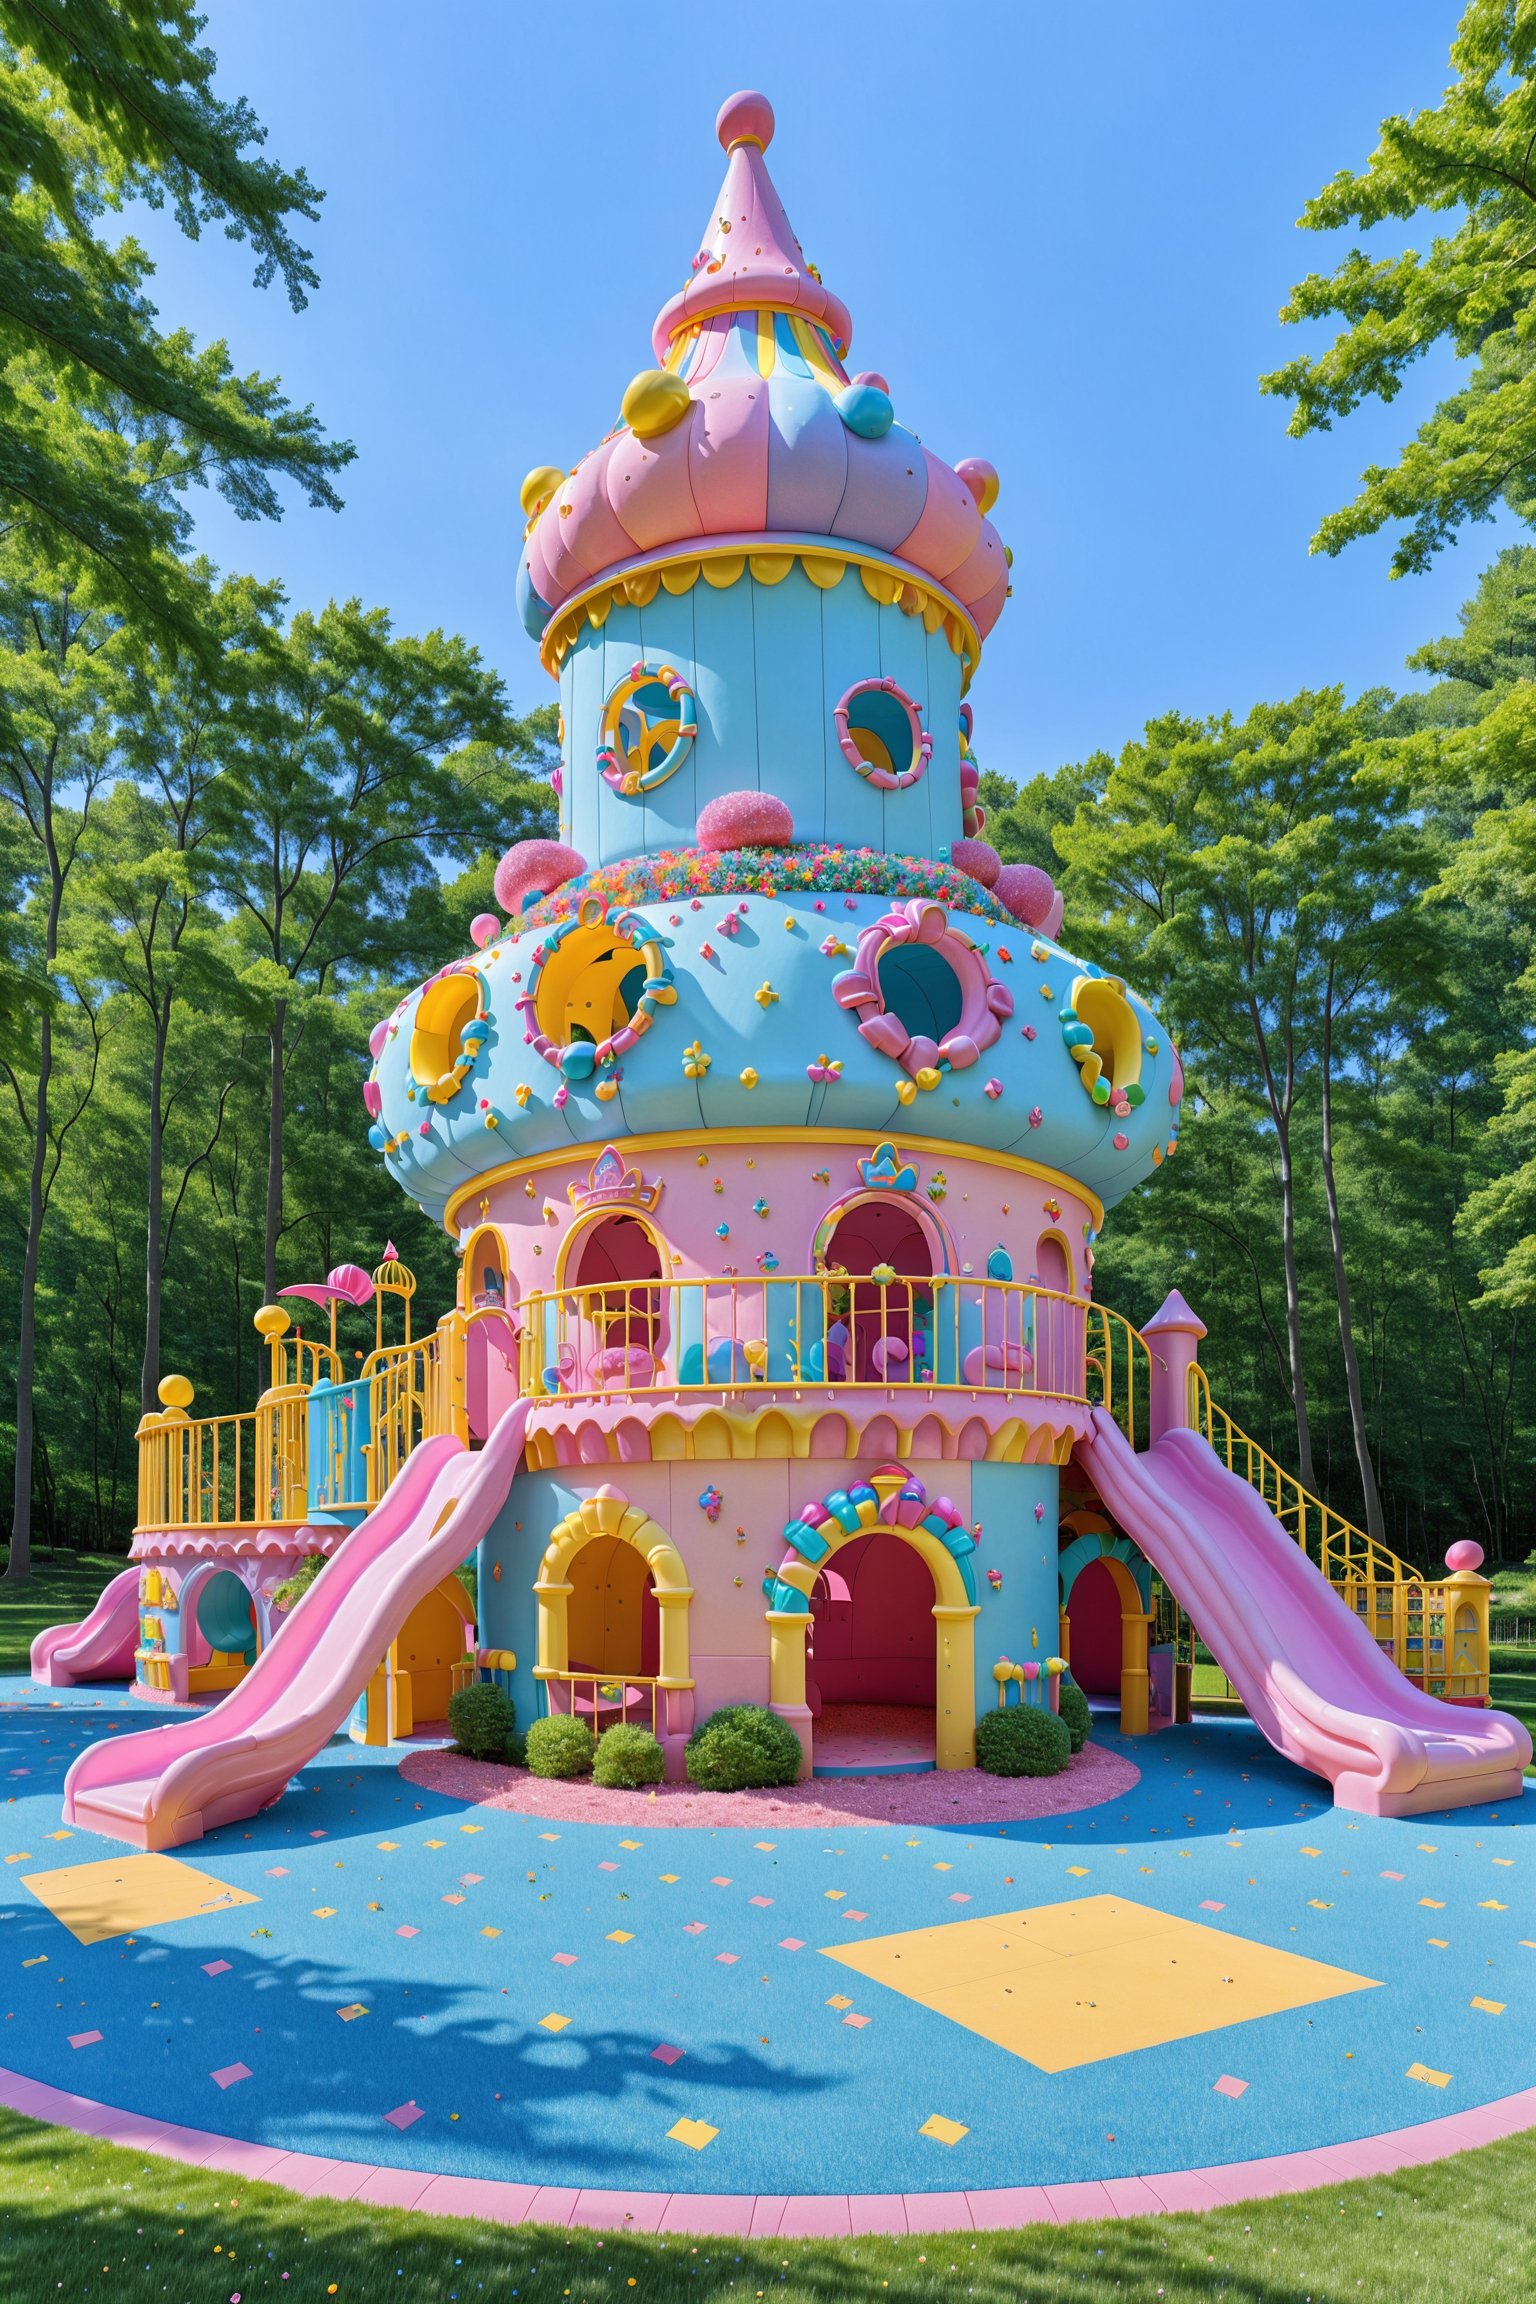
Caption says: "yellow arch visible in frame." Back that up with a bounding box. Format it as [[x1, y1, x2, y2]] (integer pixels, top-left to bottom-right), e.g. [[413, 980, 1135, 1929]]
[[767, 1514, 980, 1771], [1062, 1545, 1151, 1736], [533, 1485, 693, 1693], [554, 1204, 669, 1294]]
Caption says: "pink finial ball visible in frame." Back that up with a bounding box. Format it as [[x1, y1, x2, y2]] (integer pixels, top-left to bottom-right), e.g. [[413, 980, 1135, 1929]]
[[470, 912, 500, 950], [951, 837, 1001, 888], [957, 457, 1000, 515], [717, 89, 774, 150], [995, 863, 1057, 927], [851, 370, 890, 394], [493, 838, 586, 915], [1445, 1539, 1484, 1574], [696, 790, 794, 851]]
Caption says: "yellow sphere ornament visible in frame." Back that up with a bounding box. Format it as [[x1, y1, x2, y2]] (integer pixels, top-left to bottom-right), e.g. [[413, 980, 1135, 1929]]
[[157, 1373, 194, 1411], [519, 465, 566, 520], [252, 1303, 291, 1341], [621, 369, 692, 440]]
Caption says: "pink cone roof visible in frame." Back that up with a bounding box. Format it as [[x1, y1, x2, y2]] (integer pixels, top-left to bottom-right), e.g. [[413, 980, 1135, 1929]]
[[520, 91, 1009, 644]]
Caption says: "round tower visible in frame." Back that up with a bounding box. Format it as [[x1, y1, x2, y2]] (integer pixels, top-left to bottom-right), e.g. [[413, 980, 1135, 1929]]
[[365, 92, 1180, 1776]]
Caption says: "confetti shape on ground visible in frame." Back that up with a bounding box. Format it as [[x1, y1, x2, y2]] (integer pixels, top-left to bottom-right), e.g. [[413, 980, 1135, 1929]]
[[710, 1875, 733, 1886], [265, 1866, 291, 1877], [825, 1889, 846, 1900], [1428, 1938, 1449, 1948], [1300, 1847, 1321, 1858], [395, 1925, 420, 1939], [1478, 1900, 1508, 1910], [336, 2004, 369, 2021], [750, 1896, 773, 1908], [607, 1929, 634, 1943], [21, 1853, 258, 1946], [597, 1860, 619, 1872], [480, 1926, 501, 1939], [552, 1952, 578, 1966], [1419, 1898, 1445, 1909], [659, 1873, 679, 1885], [619, 1839, 642, 1850], [948, 1893, 973, 1904], [312, 1906, 338, 1919], [683, 1921, 707, 1935], [441, 1893, 465, 1906], [1213, 2074, 1248, 2098], [715, 1951, 739, 1965], [67, 2029, 102, 2049], [210, 2062, 252, 2088], [668, 2116, 718, 2150], [1066, 1866, 1090, 1878], [1406, 2062, 1451, 2088], [201, 1960, 232, 1977], [538, 1832, 559, 1842], [650, 2042, 684, 2065], [1380, 1870, 1404, 1881], [1306, 1900, 1333, 1910], [376, 1842, 399, 1852], [384, 2101, 424, 2129], [754, 1841, 777, 1852], [458, 1872, 484, 1886], [842, 2012, 870, 2028], [778, 1937, 805, 1951], [826, 1994, 854, 2009], [1470, 1996, 1506, 2014], [844, 1909, 869, 1921], [919, 2114, 969, 2145], [538, 2012, 571, 2032]]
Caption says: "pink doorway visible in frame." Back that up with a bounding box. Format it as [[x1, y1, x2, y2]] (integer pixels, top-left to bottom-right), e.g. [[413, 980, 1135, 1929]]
[[822, 1199, 936, 1384], [807, 1530, 936, 1775]]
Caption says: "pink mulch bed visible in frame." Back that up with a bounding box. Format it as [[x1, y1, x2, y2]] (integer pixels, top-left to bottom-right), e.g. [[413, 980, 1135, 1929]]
[[398, 1738, 1140, 1829]]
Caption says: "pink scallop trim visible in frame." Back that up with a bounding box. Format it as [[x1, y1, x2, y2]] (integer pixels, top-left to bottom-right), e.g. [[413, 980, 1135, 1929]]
[[4, 2061, 1530, 2234]]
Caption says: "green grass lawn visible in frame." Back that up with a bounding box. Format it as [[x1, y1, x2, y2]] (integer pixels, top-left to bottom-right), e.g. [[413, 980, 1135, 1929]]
[[0, 1550, 130, 1676], [2, 2105, 1534, 2302]]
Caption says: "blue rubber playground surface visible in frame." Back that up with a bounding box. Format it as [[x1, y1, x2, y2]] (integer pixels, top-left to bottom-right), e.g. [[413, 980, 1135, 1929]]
[[1, 1681, 1530, 2197]]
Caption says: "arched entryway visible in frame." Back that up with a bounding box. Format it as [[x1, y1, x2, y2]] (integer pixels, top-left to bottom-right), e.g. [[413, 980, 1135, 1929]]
[[533, 1488, 694, 1770], [807, 1530, 937, 1773], [182, 1563, 258, 1699], [562, 1211, 664, 1386], [1059, 1533, 1152, 1735], [820, 1196, 938, 1384]]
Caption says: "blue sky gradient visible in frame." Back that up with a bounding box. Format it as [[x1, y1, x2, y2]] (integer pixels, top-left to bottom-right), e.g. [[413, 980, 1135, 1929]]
[[139, 0, 1508, 785]]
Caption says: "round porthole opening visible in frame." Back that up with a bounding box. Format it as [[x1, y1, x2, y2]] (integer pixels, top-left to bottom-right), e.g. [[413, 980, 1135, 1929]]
[[876, 942, 964, 1044], [835, 679, 931, 791]]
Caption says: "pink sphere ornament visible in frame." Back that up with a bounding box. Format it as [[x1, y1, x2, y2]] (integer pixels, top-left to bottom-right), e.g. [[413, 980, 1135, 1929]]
[[717, 89, 774, 150], [1445, 1539, 1485, 1574], [995, 863, 1057, 927], [469, 912, 500, 949], [492, 839, 586, 915], [951, 838, 1001, 887], [696, 791, 794, 851]]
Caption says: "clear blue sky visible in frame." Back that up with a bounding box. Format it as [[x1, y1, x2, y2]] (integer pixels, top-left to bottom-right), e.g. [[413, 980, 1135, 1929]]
[[141, 0, 1506, 788]]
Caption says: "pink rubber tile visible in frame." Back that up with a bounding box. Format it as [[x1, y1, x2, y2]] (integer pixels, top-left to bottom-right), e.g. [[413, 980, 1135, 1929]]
[[524, 2186, 581, 2227], [748, 2196, 789, 2237], [383, 2102, 424, 2131], [658, 2195, 757, 2236], [350, 2167, 437, 2211], [209, 2062, 251, 2089], [1140, 2170, 1228, 2214], [573, 2189, 669, 2233], [2, 2075, 69, 2119], [414, 2175, 540, 2224], [903, 2190, 974, 2232], [196, 2137, 292, 2182], [67, 2030, 102, 2050], [1100, 2177, 1166, 2218], [846, 2193, 908, 2235], [200, 1960, 232, 1977], [966, 2187, 1059, 2229], [286, 2156, 373, 2200], [777, 2195, 853, 2238], [1044, 2180, 1119, 2222]]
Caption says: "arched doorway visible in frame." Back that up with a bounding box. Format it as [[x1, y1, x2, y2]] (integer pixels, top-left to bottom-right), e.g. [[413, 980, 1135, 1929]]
[[567, 1533, 661, 1681], [808, 1530, 936, 1772], [821, 1198, 936, 1384], [533, 1489, 695, 1770], [565, 1212, 664, 1386], [185, 1565, 257, 1698], [1060, 1538, 1152, 1736]]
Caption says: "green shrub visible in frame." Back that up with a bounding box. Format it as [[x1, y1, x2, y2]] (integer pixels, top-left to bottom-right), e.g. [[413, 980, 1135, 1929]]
[[272, 1550, 327, 1612], [525, 1713, 596, 1779], [446, 1681, 516, 1762], [685, 1703, 803, 1790], [974, 1703, 1071, 1777], [1057, 1680, 1092, 1755], [593, 1723, 667, 1788]]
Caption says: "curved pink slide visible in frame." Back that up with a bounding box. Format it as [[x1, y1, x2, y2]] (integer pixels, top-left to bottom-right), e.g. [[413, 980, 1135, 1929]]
[[63, 1401, 531, 1851], [31, 1565, 141, 1687], [1077, 1409, 1531, 1816]]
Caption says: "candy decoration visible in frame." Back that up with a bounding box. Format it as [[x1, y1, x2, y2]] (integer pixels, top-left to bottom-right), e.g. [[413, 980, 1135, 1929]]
[[470, 913, 500, 949], [739, 1066, 759, 1088], [983, 1077, 1003, 1099], [682, 1041, 712, 1077]]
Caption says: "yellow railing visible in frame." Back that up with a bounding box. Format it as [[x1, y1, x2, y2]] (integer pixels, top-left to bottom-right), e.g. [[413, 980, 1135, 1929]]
[[517, 1274, 1091, 1404], [135, 1397, 305, 1532], [1085, 1302, 1156, 1452], [1189, 1364, 1489, 1701], [358, 1315, 467, 1506], [540, 1671, 663, 1739]]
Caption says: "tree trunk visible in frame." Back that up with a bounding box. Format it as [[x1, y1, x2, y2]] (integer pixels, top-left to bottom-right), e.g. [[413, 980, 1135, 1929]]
[[1272, 1103, 1318, 1491], [140, 994, 170, 1415], [1319, 969, 1386, 1540], [265, 995, 285, 1302], [6, 1006, 50, 1582]]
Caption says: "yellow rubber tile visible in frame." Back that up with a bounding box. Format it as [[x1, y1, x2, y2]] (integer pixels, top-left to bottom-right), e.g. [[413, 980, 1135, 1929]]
[[21, 1854, 258, 1946], [825, 1915, 1064, 1997]]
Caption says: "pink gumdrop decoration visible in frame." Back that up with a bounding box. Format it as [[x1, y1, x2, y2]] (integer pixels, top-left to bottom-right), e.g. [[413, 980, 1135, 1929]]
[[470, 912, 500, 950], [368, 1017, 390, 1059], [1112, 1131, 1130, 1150], [994, 863, 1057, 928], [951, 838, 1000, 887], [1445, 1539, 1484, 1574], [696, 790, 794, 851], [493, 839, 585, 915], [956, 457, 1000, 515], [984, 1077, 1003, 1099], [851, 370, 890, 393], [362, 1080, 382, 1117]]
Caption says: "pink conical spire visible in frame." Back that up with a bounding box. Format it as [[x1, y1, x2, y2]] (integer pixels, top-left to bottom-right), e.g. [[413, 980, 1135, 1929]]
[[650, 90, 853, 361]]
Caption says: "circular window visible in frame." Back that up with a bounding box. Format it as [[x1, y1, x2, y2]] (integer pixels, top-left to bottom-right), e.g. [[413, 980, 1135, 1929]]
[[1061, 974, 1147, 1114], [876, 942, 963, 1044], [835, 678, 931, 791], [598, 661, 696, 796], [518, 896, 677, 1082], [409, 970, 486, 1104]]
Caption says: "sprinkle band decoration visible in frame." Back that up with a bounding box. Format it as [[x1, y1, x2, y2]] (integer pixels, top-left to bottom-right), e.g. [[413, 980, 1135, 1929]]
[[834, 677, 932, 791], [598, 661, 697, 796]]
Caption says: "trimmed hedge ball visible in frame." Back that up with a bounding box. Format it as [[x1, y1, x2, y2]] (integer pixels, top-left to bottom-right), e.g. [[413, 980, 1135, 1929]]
[[685, 1703, 803, 1790], [974, 1703, 1072, 1777], [446, 1681, 517, 1762], [525, 1713, 596, 1779], [695, 791, 795, 851], [1057, 1680, 1092, 1756], [593, 1723, 667, 1788], [994, 862, 1057, 927], [492, 838, 586, 916]]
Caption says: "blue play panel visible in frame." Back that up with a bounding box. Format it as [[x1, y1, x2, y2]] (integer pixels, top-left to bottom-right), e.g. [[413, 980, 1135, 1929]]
[[1, 1683, 1529, 2197]]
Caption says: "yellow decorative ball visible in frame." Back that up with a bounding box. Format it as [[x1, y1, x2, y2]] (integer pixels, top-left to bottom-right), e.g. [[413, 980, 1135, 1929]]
[[621, 368, 692, 440], [157, 1373, 194, 1410], [519, 464, 566, 519]]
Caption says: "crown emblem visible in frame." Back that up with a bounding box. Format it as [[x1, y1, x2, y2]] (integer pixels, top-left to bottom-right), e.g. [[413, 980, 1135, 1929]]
[[857, 1141, 919, 1192], [567, 1144, 664, 1215]]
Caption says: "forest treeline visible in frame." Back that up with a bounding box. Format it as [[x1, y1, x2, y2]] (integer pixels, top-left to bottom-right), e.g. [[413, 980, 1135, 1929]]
[[2, 1, 1534, 1574]]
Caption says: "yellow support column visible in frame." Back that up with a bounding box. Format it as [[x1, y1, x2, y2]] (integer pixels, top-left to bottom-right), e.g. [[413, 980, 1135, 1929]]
[[933, 1602, 981, 1770], [766, 1609, 813, 1779], [654, 1586, 695, 1688], [1119, 1607, 1152, 1736]]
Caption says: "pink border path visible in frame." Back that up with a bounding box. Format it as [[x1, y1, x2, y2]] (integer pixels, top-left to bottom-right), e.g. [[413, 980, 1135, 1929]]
[[5, 2061, 1532, 2234]]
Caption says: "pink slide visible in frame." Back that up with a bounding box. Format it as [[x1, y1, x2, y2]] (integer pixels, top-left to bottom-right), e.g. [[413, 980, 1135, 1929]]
[[63, 1401, 531, 1851], [1078, 1409, 1531, 1816], [30, 1565, 141, 1687]]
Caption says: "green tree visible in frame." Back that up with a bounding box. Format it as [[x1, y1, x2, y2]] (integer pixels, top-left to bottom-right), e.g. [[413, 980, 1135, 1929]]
[[0, 0, 350, 642], [1263, 1, 1536, 575]]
